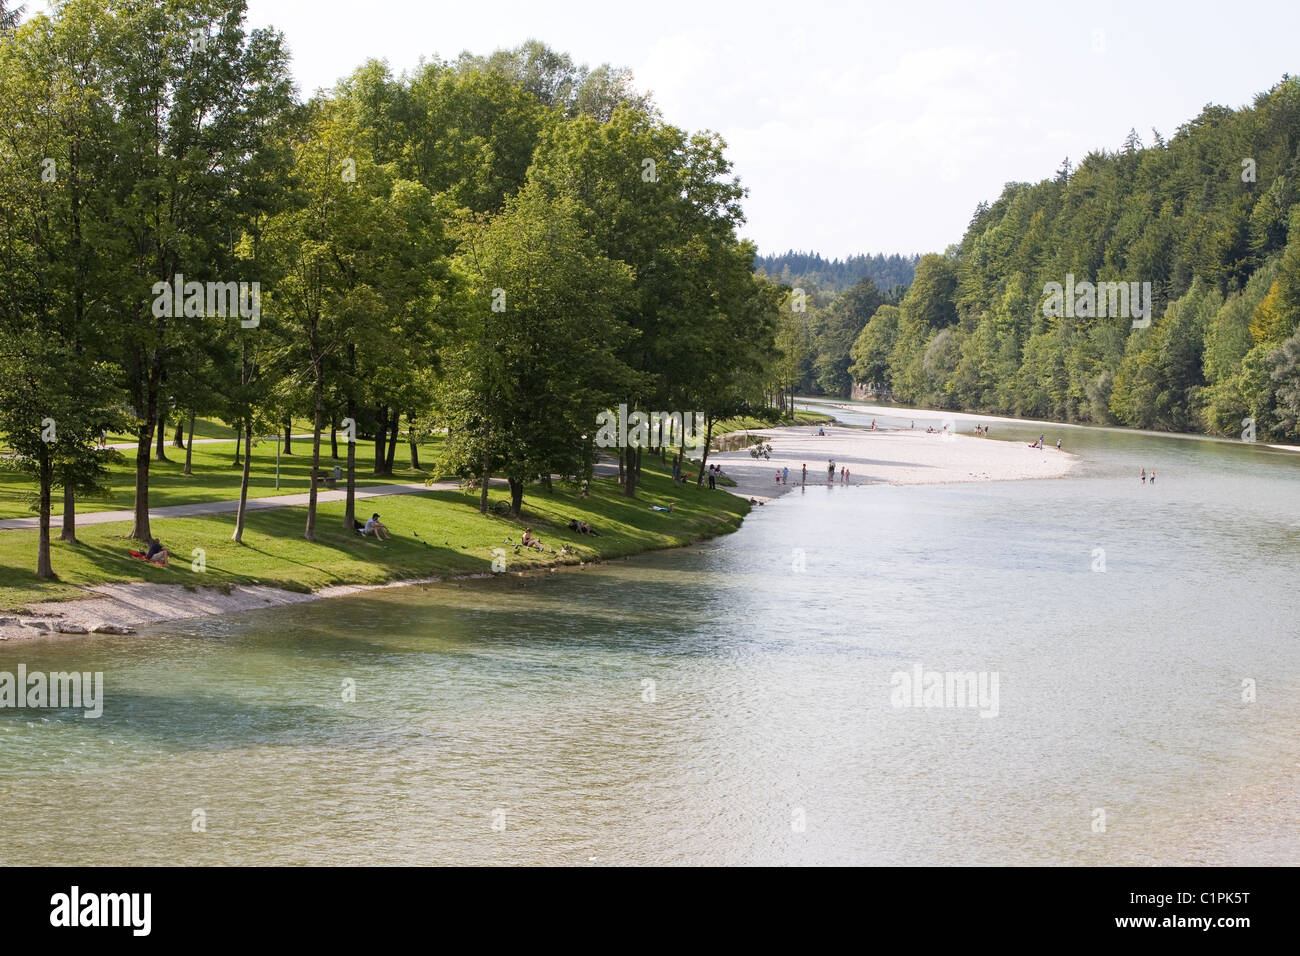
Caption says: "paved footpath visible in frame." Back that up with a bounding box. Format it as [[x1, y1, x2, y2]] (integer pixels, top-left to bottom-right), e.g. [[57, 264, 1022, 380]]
[[0, 462, 625, 531], [100, 432, 316, 451], [0, 481, 444, 531]]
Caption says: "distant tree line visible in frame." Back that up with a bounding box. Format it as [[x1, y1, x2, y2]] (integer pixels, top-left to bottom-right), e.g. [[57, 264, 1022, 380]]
[[755, 250, 918, 295], [835, 77, 1300, 442]]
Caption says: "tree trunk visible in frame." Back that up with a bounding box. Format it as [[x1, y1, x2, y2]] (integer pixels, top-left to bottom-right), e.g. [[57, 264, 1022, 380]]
[[172, 417, 185, 448], [342, 397, 357, 531], [131, 417, 154, 541], [60, 483, 76, 543], [383, 408, 399, 474], [232, 420, 242, 467], [37, 456, 54, 579], [373, 405, 387, 475], [478, 449, 490, 515], [581, 435, 594, 492], [624, 446, 640, 498], [508, 477, 524, 516], [330, 424, 338, 460], [696, 414, 715, 487], [154, 408, 169, 461], [232, 419, 253, 543], [408, 415, 420, 469], [283, 421, 292, 455], [183, 410, 195, 476], [305, 372, 323, 542]]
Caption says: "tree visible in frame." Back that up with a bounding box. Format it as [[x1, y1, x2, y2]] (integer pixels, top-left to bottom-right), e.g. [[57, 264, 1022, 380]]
[[528, 105, 745, 496], [0, 0, 127, 563], [0, 1, 21, 34], [848, 303, 900, 394], [890, 254, 959, 401], [439, 184, 634, 515], [97, 0, 296, 541], [262, 108, 445, 540], [0, 332, 121, 578], [687, 249, 782, 483], [810, 277, 884, 396]]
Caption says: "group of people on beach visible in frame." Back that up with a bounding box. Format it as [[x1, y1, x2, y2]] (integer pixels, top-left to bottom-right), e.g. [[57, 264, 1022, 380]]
[[824, 459, 850, 484], [770, 460, 854, 487]]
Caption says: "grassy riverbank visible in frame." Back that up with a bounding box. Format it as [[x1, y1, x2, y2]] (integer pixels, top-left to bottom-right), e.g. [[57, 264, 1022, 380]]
[[0, 429, 453, 520], [711, 408, 832, 436], [0, 458, 749, 610]]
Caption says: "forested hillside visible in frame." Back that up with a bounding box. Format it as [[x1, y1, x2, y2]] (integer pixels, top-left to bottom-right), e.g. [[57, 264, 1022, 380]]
[[839, 77, 1300, 440], [755, 251, 918, 294]]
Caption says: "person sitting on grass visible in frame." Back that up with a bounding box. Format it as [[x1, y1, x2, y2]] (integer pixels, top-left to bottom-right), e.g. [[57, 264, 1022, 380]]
[[145, 537, 169, 566], [362, 513, 389, 541], [521, 527, 545, 551]]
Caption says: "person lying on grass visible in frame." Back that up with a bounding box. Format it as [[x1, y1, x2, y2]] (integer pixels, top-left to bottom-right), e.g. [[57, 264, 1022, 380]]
[[650, 503, 674, 513], [128, 538, 169, 565], [567, 519, 600, 536], [362, 513, 389, 541]]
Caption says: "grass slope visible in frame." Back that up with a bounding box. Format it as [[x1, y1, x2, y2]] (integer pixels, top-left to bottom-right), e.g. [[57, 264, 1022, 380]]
[[0, 435, 452, 520], [0, 459, 749, 609]]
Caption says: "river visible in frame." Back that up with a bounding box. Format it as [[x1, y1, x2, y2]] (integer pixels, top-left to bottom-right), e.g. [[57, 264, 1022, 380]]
[[2, 401, 1297, 865]]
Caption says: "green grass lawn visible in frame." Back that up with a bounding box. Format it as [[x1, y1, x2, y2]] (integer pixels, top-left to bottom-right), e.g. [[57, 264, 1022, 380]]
[[0, 459, 749, 609], [0, 433, 453, 520], [712, 407, 833, 435], [95, 415, 320, 445], [793, 408, 834, 425]]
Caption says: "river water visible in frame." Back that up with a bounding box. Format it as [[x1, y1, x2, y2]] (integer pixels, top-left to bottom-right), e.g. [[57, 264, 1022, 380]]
[[2, 402, 1297, 865]]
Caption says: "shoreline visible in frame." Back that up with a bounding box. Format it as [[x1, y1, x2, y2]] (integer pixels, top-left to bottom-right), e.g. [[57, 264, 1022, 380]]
[[709, 421, 1078, 500], [0, 572, 508, 644], [0, 530, 741, 644], [812, 398, 1300, 453], [1, 418, 1079, 642]]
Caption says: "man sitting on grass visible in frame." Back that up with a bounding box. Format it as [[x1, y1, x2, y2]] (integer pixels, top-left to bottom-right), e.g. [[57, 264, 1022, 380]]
[[145, 538, 169, 565], [362, 513, 389, 541]]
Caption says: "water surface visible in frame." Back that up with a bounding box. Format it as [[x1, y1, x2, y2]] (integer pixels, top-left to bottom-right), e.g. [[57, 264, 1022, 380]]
[[1, 407, 1297, 865]]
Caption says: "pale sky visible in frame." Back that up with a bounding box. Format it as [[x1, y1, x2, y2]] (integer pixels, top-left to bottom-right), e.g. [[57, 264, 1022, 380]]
[[239, 0, 1300, 259]]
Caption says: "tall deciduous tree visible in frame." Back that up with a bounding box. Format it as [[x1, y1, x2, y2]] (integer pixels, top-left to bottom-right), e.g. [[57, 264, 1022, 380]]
[[439, 184, 634, 516], [262, 109, 445, 540], [100, 0, 296, 541]]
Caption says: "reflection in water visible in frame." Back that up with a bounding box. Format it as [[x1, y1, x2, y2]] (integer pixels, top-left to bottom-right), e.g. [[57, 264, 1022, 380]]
[[1, 411, 1297, 864]]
